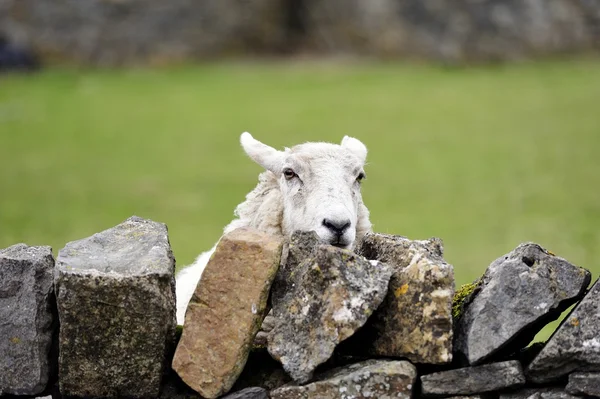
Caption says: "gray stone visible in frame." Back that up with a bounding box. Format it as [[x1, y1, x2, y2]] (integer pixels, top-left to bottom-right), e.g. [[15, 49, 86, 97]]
[[172, 228, 282, 399], [420, 360, 525, 397], [356, 233, 454, 364], [455, 243, 590, 365], [527, 277, 600, 383], [0, 244, 56, 396], [221, 387, 269, 399], [55, 216, 176, 398], [270, 359, 416, 399], [566, 372, 600, 397], [500, 387, 580, 399], [268, 244, 393, 383]]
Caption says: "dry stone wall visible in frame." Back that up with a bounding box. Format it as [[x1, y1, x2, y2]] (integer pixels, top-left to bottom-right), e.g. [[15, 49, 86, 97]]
[[1, 217, 600, 399], [1, 0, 599, 65]]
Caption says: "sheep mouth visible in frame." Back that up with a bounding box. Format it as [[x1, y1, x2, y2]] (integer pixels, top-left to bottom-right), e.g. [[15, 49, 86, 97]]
[[330, 241, 351, 249]]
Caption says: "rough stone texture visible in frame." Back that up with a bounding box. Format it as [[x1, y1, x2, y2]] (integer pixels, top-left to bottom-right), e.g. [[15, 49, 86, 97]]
[[356, 233, 454, 364], [420, 360, 525, 397], [0, 0, 286, 66], [221, 387, 269, 399], [270, 359, 417, 399], [500, 387, 580, 399], [172, 227, 283, 399], [0, 244, 56, 396], [268, 244, 393, 383], [55, 216, 176, 398], [527, 277, 600, 383], [566, 372, 600, 397], [455, 243, 591, 365]]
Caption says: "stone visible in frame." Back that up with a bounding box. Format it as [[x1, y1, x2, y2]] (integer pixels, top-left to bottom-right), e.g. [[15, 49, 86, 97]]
[[500, 387, 580, 399], [221, 387, 269, 399], [55, 216, 176, 398], [454, 243, 590, 365], [270, 359, 416, 399], [355, 233, 454, 364], [420, 360, 525, 397], [527, 277, 600, 383], [0, 244, 56, 396], [566, 372, 600, 397], [172, 227, 283, 399], [268, 244, 393, 383]]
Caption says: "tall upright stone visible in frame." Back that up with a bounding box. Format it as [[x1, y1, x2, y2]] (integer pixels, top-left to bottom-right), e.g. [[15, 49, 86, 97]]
[[455, 243, 591, 365], [0, 244, 56, 396], [355, 233, 454, 364], [172, 228, 283, 399], [55, 216, 176, 398]]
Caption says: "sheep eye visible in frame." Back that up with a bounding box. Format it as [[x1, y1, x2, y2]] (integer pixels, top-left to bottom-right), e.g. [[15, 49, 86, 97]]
[[356, 172, 366, 183], [283, 168, 297, 180]]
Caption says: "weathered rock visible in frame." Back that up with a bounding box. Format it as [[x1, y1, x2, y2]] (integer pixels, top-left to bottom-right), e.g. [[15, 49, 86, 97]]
[[355, 233, 454, 364], [455, 243, 590, 365], [172, 228, 283, 399], [55, 216, 176, 398], [566, 372, 600, 397], [420, 360, 525, 397], [268, 243, 393, 383], [527, 277, 600, 383], [221, 387, 269, 399], [0, 244, 56, 396], [500, 387, 580, 399], [270, 359, 417, 399]]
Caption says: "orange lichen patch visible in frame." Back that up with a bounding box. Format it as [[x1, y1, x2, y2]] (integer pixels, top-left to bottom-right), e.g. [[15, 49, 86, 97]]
[[10, 337, 20, 344], [570, 317, 580, 327], [394, 284, 409, 297]]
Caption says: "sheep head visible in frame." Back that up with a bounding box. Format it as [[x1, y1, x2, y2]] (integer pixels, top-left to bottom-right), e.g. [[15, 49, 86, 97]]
[[240, 132, 371, 249]]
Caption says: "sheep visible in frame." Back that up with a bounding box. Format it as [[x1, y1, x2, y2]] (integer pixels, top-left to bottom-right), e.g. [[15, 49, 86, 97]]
[[175, 132, 372, 325]]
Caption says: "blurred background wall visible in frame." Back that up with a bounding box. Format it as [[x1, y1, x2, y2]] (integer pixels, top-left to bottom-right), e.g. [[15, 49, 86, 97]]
[[1, 0, 599, 66]]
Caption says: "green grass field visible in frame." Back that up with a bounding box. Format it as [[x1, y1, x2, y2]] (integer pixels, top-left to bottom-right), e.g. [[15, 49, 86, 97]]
[[1, 59, 599, 339]]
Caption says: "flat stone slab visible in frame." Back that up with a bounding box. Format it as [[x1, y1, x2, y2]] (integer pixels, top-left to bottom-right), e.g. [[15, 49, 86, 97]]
[[221, 387, 269, 399], [55, 216, 176, 398], [268, 243, 393, 383], [0, 244, 56, 396], [500, 387, 580, 399], [566, 372, 600, 397], [420, 360, 525, 397], [270, 359, 417, 399], [527, 277, 600, 383], [172, 228, 282, 399], [455, 243, 590, 365], [356, 233, 454, 364]]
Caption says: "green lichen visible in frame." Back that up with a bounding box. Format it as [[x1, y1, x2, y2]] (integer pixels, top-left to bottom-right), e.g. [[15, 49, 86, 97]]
[[452, 278, 482, 320]]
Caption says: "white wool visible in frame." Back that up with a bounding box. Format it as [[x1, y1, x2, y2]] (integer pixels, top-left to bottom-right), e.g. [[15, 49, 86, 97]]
[[175, 133, 372, 325]]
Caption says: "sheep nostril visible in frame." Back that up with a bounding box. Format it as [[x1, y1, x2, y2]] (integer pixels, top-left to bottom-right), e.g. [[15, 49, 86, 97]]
[[322, 219, 351, 236]]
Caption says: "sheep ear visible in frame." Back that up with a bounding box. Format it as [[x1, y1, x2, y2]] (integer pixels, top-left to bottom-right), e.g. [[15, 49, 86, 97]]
[[341, 136, 367, 164], [240, 132, 284, 173]]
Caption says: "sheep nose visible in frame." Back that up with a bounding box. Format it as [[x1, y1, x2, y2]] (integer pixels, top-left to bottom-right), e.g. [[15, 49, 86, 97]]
[[322, 218, 351, 237]]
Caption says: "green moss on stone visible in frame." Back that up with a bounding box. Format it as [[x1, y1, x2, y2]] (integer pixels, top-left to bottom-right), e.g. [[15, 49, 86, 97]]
[[452, 279, 482, 320]]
